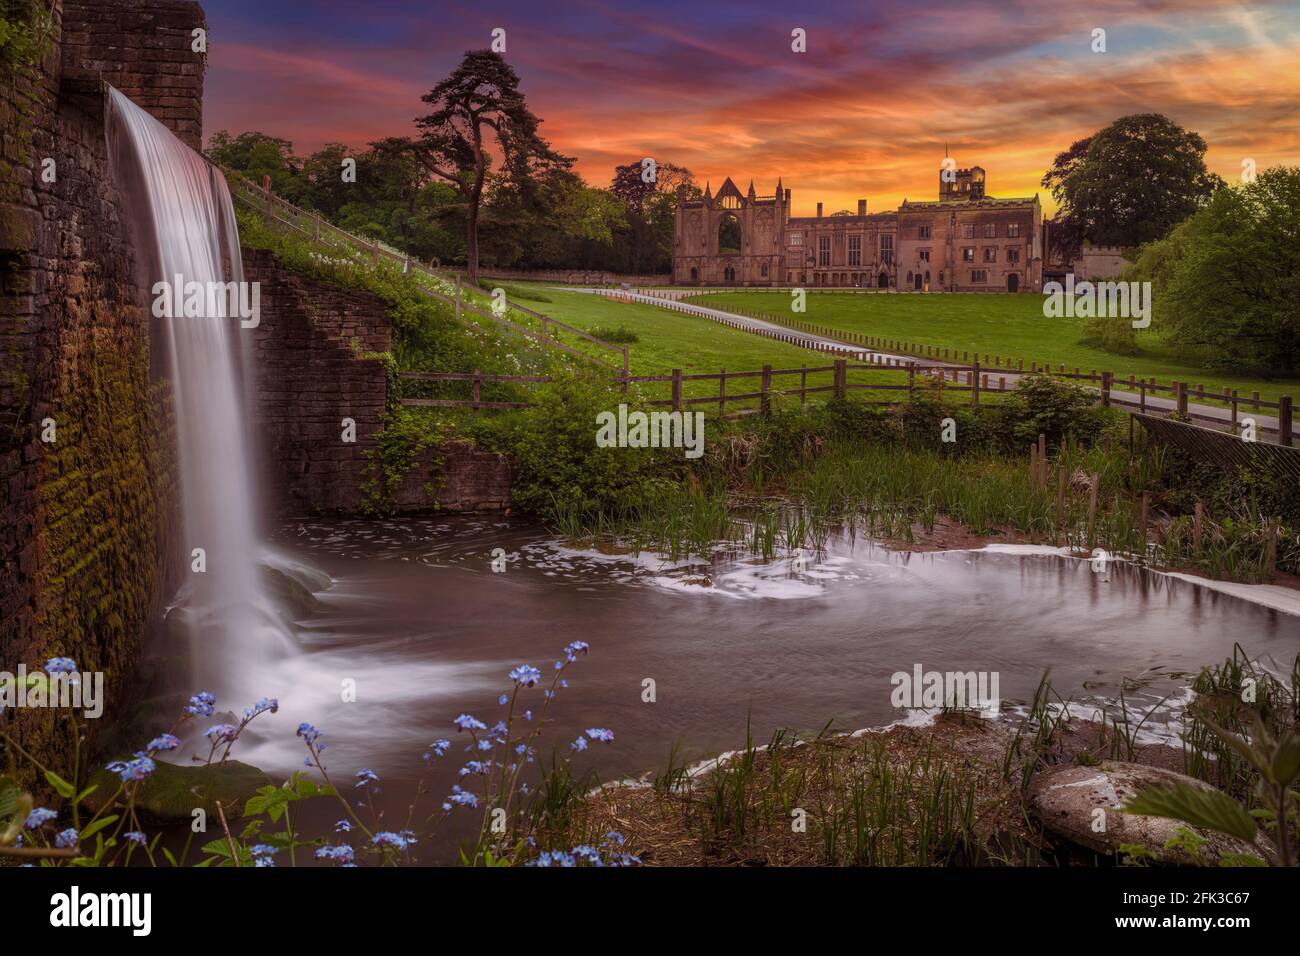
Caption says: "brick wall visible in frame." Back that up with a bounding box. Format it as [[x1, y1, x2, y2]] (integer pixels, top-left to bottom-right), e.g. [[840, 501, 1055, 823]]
[[60, 0, 207, 150], [244, 248, 514, 516], [1, 0, 186, 775], [243, 248, 391, 515]]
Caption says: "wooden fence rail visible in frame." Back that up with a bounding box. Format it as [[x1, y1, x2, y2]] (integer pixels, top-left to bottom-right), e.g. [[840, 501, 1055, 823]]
[[396, 360, 1293, 446]]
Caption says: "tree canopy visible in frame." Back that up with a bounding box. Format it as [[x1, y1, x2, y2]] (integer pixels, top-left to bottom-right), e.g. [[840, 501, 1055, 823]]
[[1127, 166, 1300, 375], [1043, 114, 1224, 253]]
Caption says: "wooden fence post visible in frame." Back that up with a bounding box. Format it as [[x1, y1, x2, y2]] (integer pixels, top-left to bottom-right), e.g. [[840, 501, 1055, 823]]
[[1100, 370, 1112, 408], [671, 369, 682, 412], [971, 360, 980, 405], [621, 347, 629, 395], [1280, 396, 1294, 447], [718, 370, 726, 417], [1175, 381, 1188, 417], [760, 364, 772, 416], [472, 370, 481, 415], [801, 365, 808, 405], [833, 359, 846, 400]]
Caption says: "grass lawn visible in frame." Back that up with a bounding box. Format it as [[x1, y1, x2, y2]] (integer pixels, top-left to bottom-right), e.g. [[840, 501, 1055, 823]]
[[686, 291, 1300, 407], [518, 288, 954, 413]]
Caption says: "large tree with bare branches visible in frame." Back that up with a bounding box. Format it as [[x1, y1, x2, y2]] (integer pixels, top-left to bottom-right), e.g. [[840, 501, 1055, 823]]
[[414, 50, 572, 284]]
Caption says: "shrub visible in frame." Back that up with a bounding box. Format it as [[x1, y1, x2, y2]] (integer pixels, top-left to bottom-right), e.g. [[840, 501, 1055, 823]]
[[473, 372, 673, 520], [996, 373, 1111, 451]]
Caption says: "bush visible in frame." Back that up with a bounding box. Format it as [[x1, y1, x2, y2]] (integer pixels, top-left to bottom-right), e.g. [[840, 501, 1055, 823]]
[[996, 373, 1111, 451], [586, 324, 639, 344], [473, 373, 672, 519]]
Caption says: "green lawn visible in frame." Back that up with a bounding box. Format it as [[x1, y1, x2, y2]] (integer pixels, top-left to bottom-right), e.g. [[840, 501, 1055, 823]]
[[521, 288, 948, 413], [686, 291, 1300, 407]]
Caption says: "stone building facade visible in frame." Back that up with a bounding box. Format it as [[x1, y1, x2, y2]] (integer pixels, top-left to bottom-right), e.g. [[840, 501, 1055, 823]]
[[673, 166, 1044, 292]]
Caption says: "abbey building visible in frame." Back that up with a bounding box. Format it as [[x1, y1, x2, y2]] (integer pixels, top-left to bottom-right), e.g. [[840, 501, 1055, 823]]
[[672, 166, 1044, 292]]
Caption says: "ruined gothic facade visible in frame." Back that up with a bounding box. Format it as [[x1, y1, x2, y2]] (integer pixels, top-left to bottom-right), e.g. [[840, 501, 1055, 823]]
[[673, 167, 1044, 292]]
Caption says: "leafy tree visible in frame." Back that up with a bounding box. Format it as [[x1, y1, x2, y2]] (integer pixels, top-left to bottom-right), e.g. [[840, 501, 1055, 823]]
[[1133, 167, 1300, 375], [413, 50, 572, 283], [1042, 114, 1224, 249], [206, 130, 302, 200]]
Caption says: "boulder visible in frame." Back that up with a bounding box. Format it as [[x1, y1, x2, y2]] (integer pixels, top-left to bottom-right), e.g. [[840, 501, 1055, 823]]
[[1027, 761, 1268, 865], [85, 759, 272, 823]]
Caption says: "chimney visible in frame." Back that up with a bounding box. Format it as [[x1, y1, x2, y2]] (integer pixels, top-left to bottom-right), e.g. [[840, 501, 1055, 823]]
[[857, 199, 867, 215], [816, 202, 823, 218]]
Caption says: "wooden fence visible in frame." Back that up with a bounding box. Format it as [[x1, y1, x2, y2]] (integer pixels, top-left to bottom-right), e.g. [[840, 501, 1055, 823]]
[[397, 357, 1296, 451], [594, 290, 1295, 443]]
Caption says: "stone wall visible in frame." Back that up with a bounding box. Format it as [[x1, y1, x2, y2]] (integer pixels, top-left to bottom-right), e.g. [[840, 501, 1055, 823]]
[[0, 0, 199, 772], [60, 0, 207, 150], [244, 248, 514, 516], [393, 442, 513, 514], [243, 248, 392, 515]]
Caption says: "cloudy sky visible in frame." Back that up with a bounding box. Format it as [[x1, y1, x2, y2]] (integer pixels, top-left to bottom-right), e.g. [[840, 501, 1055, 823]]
[[202, 0, 1300, 215]]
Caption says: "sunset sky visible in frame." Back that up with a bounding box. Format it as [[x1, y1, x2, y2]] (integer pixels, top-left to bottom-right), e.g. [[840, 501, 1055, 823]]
[[202, 0, 1300, 216]]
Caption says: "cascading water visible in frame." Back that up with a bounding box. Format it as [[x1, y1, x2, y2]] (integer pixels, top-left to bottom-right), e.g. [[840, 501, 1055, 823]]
[[106, 87, 296, 701]]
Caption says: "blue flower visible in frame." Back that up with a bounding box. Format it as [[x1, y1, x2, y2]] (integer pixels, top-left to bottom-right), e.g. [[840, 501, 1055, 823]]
[[185, 691, 216, 717], [54, 828, 79, 849], [354, 768, 379, 788], [244, 697, 279, 719], [124, 831, 147, 846], [564, 641, 590, 661], [498, 694, 508, 705], [585, 728, 615, 743], [316, 844, 355, 865], [147, 734, 179, 752], [529, 850, 576, 867], [570, 736, 588, 752], [453, 714, 486, 732], [445, 786, 478, 809], [204, 724, 238, 744], [296, 722, 322, 745], [508, 664, 542, 687], [250, 844, 277, 858], [425, 738, 450, 759], [106, 754, 156, 781], [335, 819, 353, 833], [24, 807, 57, 829], [44, 657, 77, 675], [372, 831, 408, 850]]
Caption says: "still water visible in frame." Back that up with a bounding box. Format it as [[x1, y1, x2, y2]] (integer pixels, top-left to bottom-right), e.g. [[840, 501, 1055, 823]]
[[201, 516, 1300, 816]]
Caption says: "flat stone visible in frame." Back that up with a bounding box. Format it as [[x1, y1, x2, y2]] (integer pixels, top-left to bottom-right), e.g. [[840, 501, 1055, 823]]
[[1027, 761, 1269, 865]]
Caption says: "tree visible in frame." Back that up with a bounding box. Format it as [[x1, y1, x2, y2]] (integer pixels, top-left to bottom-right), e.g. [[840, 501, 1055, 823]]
[[413, 50, 572, 283], [1042, 114, 1224, 249], [1135, 167, 1300, 375], [206, 130, 303, 200], [609, 160, 696, 273]]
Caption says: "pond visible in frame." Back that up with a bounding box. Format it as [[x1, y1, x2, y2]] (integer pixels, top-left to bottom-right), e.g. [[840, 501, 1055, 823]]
[[174, 516, 1300, 862]]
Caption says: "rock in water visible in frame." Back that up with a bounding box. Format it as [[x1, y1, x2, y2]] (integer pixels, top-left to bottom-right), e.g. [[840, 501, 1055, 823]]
[[1027, 761, 1267, 865], [86, 760, 272, 823]]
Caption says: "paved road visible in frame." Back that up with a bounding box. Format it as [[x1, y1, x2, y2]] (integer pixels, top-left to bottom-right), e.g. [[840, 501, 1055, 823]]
[[563, 288, 1278, 435]]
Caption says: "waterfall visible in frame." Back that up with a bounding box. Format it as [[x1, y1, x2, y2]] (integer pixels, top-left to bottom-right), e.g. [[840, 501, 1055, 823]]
[[106, 87, 294, 699]]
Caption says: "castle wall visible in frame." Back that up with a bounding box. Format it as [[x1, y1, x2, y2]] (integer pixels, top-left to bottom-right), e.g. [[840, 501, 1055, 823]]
[[0, 0, 205, 776]]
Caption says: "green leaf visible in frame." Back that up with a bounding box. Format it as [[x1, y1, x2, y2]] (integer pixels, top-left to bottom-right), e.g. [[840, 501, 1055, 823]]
[[44, 770, 75, 799], [74, 784, 99, 805], [1124, 783, 1259, 843], [0, 775, 20, 821], [78, 815, 118, 842], [1269, 736, 1300, 788]]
